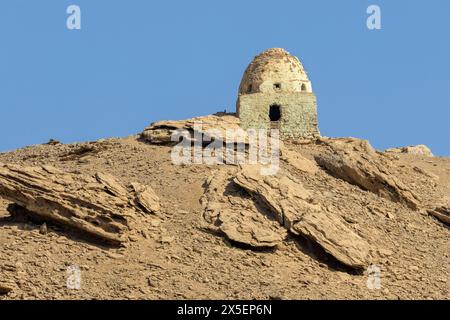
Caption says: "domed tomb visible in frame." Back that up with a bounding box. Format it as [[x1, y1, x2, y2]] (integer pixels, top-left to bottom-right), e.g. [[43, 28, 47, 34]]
[[236, 48, 319, 138]]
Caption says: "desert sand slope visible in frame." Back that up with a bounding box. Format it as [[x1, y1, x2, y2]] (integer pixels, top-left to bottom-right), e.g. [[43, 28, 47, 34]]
[[0, 131, 449, 300]]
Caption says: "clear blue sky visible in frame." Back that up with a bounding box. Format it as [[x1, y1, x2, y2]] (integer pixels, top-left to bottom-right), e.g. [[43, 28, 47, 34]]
[[1, 0, 449, 155]]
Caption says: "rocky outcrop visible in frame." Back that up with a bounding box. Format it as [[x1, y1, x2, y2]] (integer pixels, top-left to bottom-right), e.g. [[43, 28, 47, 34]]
[[0, 163, 160, 245], [202, 170, 286, 248], [233, 165, 370, 269], [216, 209, 284, 248], [281, 148, 319, 174], [141, 113, 247, 145], [315, 138, 420, 210], [386, 145, 433, 157], [428, 206, 450, 225]]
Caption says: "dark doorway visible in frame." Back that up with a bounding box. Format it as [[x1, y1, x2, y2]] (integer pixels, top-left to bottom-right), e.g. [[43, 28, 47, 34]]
[[269, 104, 281, 122]]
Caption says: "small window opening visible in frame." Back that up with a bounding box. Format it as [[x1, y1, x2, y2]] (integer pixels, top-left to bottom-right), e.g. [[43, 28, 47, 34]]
[[274, 83, 281, 90], [247, 84, 253, 93], [269, 104, 281, 122], [301, 84, 307, 92]]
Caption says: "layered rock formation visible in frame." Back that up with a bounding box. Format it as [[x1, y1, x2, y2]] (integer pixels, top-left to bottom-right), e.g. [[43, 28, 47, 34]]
[[0, 163, 160, 246], [140, 113, 246, 145], [233, 165, 370, 269], [315, 138, 420, 210]]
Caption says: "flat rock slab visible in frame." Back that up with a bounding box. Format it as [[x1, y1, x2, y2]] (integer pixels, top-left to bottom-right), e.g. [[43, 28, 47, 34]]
[[234, 165, 370, 269], [428, 206, 450, 225], [141, 113, 248, 145], [281, 148, 319, 174], [202, 170, 285, 248], [218, 209, 284, 248], [0, 163, 160, 245], [315, 138, 419, 210]]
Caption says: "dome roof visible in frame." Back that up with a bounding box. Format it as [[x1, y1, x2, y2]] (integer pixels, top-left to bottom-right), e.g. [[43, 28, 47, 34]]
[[238, 48, 312, 94]]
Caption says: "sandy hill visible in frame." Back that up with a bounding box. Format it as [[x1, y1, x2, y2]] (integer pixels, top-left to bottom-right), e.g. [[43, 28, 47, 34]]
[[0, 114, 449, 300]]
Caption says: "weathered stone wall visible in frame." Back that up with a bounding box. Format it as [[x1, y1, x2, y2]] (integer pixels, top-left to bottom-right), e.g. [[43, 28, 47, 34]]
[[237, 92, 320, 138]]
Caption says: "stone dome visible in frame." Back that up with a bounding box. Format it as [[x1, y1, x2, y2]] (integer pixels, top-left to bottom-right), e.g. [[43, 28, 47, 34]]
[[238, 48, 312, 95]]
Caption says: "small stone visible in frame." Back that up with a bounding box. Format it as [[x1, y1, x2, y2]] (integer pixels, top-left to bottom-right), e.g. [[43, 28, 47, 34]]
[[128, 235, 140, 242], [147, 278, 157, 287], [160, 236, 175, 244], [0, 283, 14, 295], [386, 212, 395, 219], [193, 246, 203, 254], [150, 219, 161, 227], [3, 264, 16, 272], [45, 139, 61, 146], [409, 266, 419, 272], [39, 223, 48, 235], [378, 249, 394, 257], [106, 251, 123, 259]]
